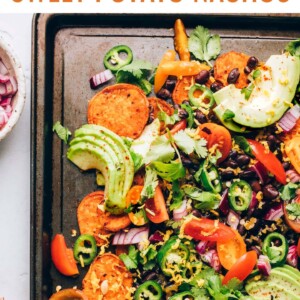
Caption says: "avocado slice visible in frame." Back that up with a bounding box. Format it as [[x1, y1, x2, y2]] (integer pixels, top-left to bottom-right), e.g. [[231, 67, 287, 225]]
[[74, 124, 134, 197], [282, 265, 300, 280], [67, 125, 134, 215], [214, 53, 300, 128]]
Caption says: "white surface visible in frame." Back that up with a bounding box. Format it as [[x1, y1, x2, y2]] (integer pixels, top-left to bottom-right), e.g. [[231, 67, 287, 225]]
[[0, 14, 32, 300]]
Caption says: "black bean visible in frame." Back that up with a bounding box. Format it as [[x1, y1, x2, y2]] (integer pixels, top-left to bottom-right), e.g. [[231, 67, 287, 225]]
[[263, 184, 279, 200], [236, 154, 251, 167], [194, 110, 207, 124], [178, 108, 188, 119], [244, 66, 252, 74], [239, 169, 257, 180], [165, 77, 177, 92], [147, 114, 154, 124], [238, 223, 246, 236], [156, 88, 171, 100], [228, 150, 238, 160], [220, 170, 235, 181], [210, 81, 224, 93], [227, 68, 240, 84], [267, 135, 280, 152], [247, 56, 259, 69], [181, 100, 190, 106], [283, 162, 291, 171], [144, 272, 157, 281], [192, 210, 202, 218], [251, 180, 261, 192], [195, 70, 210, 84], [225, 160, 239, 169], [181, 155, 194, 168]]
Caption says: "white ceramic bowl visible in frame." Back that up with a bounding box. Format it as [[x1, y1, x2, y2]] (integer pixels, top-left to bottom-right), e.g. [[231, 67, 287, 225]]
[[0, 34, 26, 141]]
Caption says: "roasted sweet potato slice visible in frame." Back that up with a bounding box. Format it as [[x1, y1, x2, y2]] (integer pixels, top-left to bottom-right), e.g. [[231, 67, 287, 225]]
[[77, 191, 111, 246], [100, 211, 131, 233], [148, 97, 174, 118], [213, 51, 250, 89], [87, 83, 149, 139], [82, 253, 133, 300]]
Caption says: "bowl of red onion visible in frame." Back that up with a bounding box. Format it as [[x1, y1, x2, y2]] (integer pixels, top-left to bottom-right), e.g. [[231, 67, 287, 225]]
[[0, 34, 26, 141]]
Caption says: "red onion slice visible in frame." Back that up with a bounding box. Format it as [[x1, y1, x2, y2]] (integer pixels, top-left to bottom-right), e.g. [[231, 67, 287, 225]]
[[278, 105, 300, 133], [219, 188, 229, 215], [112, 227, 149, 245], [0, 96, 12, 107], [226, 210, 240, 230], [249, 161, 269, 185], [173, 200, 187, 221], [0, 107, 8, 128], [201, 249, 221, 272], [286, 169, 300, 183], [149, 231, 164, 243], [0, 73, 10, 83], [195, 240, 216, 255], [90, 69, 114, 89], [287, 245, 298, 268], [0, 60, 8, 75], [248, 191, 258, 216], [264, 202, 283, 221], [257, 255, 271, 276]]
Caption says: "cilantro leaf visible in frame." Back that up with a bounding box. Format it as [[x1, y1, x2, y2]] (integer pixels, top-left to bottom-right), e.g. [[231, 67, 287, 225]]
[[188, 26, 221, 66], [119, 245, 139, 270], [170, 179, 184, 210], [151, 161, 186, 182], [191, 286, 210, 300], [141, 166, 158, 199], [139, 245, 157, 271], [208, 150, 222, 165], [173, 130, 195, 155], [286, 202, 300, 218], [144, 135, 175, 164], [52, 121, 71, 144], [157, 110, 180, 126], [195, 138, 208, 158], [285, 39, 300, 58], [183, 186, 220, 210], [281, 182, 300, 201]]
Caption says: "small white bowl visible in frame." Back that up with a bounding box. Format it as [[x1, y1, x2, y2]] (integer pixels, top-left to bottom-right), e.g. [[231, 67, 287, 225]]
[[0, 34, 26, 141]]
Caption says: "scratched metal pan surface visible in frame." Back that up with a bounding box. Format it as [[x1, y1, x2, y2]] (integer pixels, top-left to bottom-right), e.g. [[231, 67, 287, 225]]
[[31, 13, 300, 299]]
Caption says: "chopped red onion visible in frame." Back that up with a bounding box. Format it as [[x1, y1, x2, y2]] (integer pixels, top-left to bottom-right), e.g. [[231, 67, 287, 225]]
[[112, 227, 149, 245], [195, 240, 216, 255], [249, 161, 269, 185], [219, 188, 229, 215], [0, 60, 8, 75], [0, 96, 12, 107], [90, 69, 114, 89], [201, 249, 221, 272], [173, 200, 187, 221], [226, 209, 240, 230], [248, 191, 258, 215], [0, 77, 18, 97], [264, 202, 284, 221], [287, 245, 298, 268], [286, 169, 300, 183], [0, 73, 10, 83], [0, 107, 8, 128], [278, 105, 300, 133], [257, 255, 271, 276], [149, 231, 164, 243]]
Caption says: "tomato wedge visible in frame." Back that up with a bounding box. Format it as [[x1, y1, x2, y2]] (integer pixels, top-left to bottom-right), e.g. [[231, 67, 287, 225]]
[[217, 229, 246, 270], [297, 237, 300, 257], [159, 60, 210, 77], [169, 119, 187, 135], [183, 218, 235, 242], [283, 194, 300, 233], [126, 185, 148, 226], [247, 139, 286, 185], [154, 50, 176, 93], [197, 123, 232, 163], [222, 250, 257, 285], [51, 234, 79, 276], [145, 186, 169, 224]]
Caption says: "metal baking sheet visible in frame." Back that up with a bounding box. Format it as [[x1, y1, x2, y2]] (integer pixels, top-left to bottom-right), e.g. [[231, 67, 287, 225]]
[[31, 13, 300, 299]]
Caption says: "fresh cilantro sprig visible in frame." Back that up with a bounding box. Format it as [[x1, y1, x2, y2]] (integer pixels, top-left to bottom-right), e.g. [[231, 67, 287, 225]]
[[280, 182, 300, 201], [285, 39, 300, 58], [141, 166, 159, 199], [188, 26, 221, 66], [151, 160, 186, 182], [119, 245, 139, 270], [52, 121, 71, 144]]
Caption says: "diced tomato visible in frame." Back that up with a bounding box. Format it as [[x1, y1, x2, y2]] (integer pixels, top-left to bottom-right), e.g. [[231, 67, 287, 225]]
[[145, 186, 169, 224], [297, 238, 300, 257], [51, 234, 79, 277], [183, 218, 235, 242], [197, 123, 232, 164], [217, 229, 246, 270], [283, 195, 300, 233], [222, 250, 257, 285], [154, 50, 176, 93], [247, 139, 286, 185]]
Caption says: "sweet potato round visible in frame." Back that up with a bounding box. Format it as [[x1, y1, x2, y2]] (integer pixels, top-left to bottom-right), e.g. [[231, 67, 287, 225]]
[[82, 253, 133, 300], [148, 97, 174, 118], [87, 83, 149, 139], [214, 51, 250, 89]]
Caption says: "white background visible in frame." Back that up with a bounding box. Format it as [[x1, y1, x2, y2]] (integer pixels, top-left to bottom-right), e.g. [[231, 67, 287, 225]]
[[0, 14, 32, 300]]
